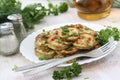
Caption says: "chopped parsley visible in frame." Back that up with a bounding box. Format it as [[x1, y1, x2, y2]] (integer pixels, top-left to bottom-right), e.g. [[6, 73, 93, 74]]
[[47, 31, 50, 35], [55, 39, 61, 43], [85, 40, 89, 46], [12, 64, 18, 71], [41, 33, 47, 38], [67, 42, 73, 46], [84, 27, 90, 30], [61, 42, 66, 45], [55, 39, 68, 45], [41, 41, 47, 45], [80, 28, 84, 32], [61, 35, 69, 39], [39, 56, 46, 60], [42, 29, 46, 32], [61, 32, 78, 39], [45, 47, 52, 52], [61, 27, 69, 35], [41, 30, 50, 38], [63, 24, 75, 27], [70, 32, 78, 37], [66, 47, 72, 51]]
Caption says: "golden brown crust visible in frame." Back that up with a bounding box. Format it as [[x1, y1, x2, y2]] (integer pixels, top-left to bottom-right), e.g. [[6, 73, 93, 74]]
[[47, 35, 69, 50], [73, 33, 96, 50], [79, 26, 97, 36], [35, 34, 47, 48], [35, 47, 56, 59], [34, 24, 100, 60], [59, 27, 79, 41], [56, 47, 78, 55]]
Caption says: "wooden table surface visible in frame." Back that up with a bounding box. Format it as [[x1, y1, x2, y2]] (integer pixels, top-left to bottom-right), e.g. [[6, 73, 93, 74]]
[[0, 0, 120, 80]]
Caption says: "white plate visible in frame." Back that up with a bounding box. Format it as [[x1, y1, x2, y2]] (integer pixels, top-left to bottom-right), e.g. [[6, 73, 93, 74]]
[[20, 22, 114, 67]]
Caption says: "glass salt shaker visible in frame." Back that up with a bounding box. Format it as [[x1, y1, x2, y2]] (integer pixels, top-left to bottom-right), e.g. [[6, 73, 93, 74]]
[[0, 22, 19, 56], [7, 14, 27, 43]]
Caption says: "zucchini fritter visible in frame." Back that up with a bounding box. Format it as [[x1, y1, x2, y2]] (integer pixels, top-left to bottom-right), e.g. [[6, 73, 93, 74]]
[[59, 27, 79, 41], [47, 35, 70, 50], [56, 47, 78, 55], [34, 24, 100, 60], [73, 33, 96, 49]]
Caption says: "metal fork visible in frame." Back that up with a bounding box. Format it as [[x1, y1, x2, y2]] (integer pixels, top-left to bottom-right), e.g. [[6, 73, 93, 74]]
[[23, 38, 117, 76]]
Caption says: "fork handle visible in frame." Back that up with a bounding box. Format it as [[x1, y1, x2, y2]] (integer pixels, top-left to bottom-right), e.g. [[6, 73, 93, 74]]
[[23, 53, 86, 76], [14, 59, 56, 72]]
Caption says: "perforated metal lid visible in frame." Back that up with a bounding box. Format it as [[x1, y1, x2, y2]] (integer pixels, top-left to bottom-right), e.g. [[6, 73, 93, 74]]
[[0, 22, 13, 31]]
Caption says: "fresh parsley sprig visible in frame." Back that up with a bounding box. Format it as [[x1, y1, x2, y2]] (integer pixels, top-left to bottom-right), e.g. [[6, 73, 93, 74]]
[[22, 3, 46, 30], [52, 62, 82, 80], [96, 26, 120, 45], [0, 0, 69, 31], [0, 0, 21, 23], [22, 2, 68, 31], [47, 0, 68, 16]]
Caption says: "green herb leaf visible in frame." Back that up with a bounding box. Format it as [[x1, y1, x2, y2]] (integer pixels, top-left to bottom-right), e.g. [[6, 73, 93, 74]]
[[55, 39, 61, 43], [61, 27, 69, 35], [84, 27, 90, 30], [48, 3, 58, 16], [61, 35, 70, 39], [58, 2, 68, 13], [96, 26, 120, 45], [0, 0, 69, 31], [22, 3, 46, 30], [12, 64, 18, 71], [41, 41, 47, 45], [67, 42, 73, 46], [70, 32, 78, 37], [39, 56, 46, 60], [52, 62, 82, 80], [43, 29, 46, 32], [0, 0, 21, 23]]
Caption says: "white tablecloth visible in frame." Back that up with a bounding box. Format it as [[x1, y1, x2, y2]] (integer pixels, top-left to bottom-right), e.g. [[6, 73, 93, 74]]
[[0, 0, 120, 80]]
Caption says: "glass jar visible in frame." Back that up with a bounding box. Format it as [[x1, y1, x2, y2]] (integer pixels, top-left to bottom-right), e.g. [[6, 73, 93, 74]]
[[0, 22, 19, 56], [73, 0, 112, 20]]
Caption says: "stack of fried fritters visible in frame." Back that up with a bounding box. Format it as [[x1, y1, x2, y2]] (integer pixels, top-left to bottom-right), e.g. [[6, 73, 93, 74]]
[[35, 24, 99, 60]]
